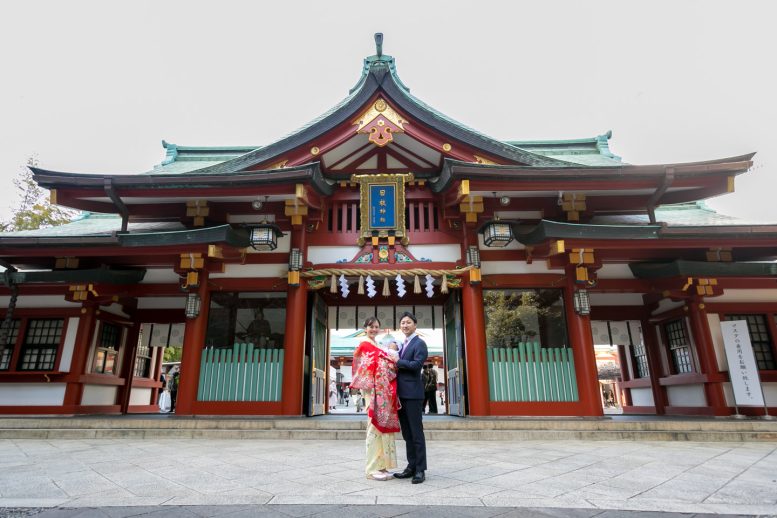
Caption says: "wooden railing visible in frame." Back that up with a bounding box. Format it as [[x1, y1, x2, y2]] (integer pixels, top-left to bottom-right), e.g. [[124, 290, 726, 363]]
[[487, 344, 579, 402], [324, 200, 440, 237], [197, 344, 283, 402]]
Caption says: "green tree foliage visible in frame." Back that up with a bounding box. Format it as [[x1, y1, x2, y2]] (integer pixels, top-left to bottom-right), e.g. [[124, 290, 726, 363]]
[[483, 289, 565, 348], [163, 346, 183, 363], [1, 157, 78, 231]]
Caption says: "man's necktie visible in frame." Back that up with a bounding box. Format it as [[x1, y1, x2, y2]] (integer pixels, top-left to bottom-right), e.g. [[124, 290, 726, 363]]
[[400, 337, 409, 358]]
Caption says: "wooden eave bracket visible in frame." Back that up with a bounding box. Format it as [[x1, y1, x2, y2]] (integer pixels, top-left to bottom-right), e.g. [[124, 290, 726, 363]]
[[285, 187, 309, 226], [186, 200, 210, 227], [443, 179, 470, 208], [104, 179, 129, 233], [646, 276, 723, 303], [457, 181, 483, 225], [55, 257, 80, 269], [647, 168, 675, 224], [561, 193, 586, 222], [295, 183, 323, 211]]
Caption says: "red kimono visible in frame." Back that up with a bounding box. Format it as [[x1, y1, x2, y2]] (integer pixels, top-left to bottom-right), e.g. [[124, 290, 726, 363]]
[[350, 340, 400, 433]]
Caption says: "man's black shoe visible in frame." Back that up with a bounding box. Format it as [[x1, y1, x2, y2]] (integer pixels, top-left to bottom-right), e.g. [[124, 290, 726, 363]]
[[411, 471, 425, 484], [393, 468, 414, 479]]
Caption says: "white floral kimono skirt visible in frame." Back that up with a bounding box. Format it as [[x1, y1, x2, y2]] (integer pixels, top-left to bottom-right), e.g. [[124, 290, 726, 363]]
[[362, 389, 397, 474]]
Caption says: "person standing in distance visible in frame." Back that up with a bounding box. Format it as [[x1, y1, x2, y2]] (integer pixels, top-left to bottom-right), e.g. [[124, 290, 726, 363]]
[[393, 311, 428, 484]]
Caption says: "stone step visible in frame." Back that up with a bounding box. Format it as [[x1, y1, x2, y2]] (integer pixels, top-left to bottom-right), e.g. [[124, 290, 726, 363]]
[[0, 416, 775, 441], [0, 426, 775, 441]]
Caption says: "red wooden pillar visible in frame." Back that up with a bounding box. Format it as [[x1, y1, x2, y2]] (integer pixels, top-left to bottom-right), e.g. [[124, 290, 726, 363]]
[[63, 303, 97, 410], [641, 318, 668, 414], [686, 300, 728, 416], [616, 344, 633, 407], [461, 277, 489, 416], [118, 322, 141, 413], [282, 225, 307, 415], [175, 270, 210, 415], [151, 338, 165, 406], [563, 271, 603, 416], [461, 228, 489, 416]]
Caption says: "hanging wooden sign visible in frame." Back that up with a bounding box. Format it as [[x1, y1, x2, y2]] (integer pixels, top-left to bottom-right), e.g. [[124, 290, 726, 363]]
[[351, 173, 414, 245]]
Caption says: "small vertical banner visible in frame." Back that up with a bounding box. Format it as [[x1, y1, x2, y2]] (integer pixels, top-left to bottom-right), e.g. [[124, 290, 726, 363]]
[[339, 274, 350, 298], [721, 320, 765, 407]]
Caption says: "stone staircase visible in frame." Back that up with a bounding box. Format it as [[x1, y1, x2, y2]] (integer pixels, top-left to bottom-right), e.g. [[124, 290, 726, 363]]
[[1, 415, 776, 441]]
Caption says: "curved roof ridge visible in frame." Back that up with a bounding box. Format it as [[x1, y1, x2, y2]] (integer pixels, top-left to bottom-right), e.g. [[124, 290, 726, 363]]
[[158, 40, 574, 176]]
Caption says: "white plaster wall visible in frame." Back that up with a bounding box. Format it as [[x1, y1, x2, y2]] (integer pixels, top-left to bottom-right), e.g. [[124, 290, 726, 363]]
[[630, 387, 654, 407], [0, 295, 80, 309], [406, 244, 462, 262], [723, 381, 777, 407], [307, 246, 361, 264], [210, 264, 287, 279], [481, 261, 553, 275], [765, 383, 777, 406], [140, 268, 180, 283], [137, 297, 185, 310], [81, 385, 118, 406], [589, 293, 644, 306], [129, 387, 153, 406], [58, 317, 79, 372], [666, 384, 706, 407], [714, 289, 777, 303], [0, 383, 66, 406], [597, 264, 637, 279]]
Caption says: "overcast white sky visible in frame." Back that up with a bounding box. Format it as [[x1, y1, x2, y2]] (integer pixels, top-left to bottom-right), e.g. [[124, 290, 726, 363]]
[[1, 1, 775, 222]]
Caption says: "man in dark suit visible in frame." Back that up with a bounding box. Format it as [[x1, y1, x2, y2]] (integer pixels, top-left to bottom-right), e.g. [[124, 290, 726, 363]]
[[393, 311, 428, 484]]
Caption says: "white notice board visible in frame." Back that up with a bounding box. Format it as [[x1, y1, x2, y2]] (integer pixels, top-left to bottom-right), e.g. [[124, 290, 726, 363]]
[[721, 320, 765, 407]]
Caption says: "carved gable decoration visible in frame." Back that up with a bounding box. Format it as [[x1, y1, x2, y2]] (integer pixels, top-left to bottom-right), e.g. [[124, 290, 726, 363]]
[[354, 98, 407, 147]]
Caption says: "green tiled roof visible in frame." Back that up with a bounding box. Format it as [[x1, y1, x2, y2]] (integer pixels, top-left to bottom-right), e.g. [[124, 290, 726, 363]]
[[148, 141, 260, 174], [0, 213, 251, 248], [589, 202, 763, 227], [0, 213, 184, 237], [506, 131, 624, 166]]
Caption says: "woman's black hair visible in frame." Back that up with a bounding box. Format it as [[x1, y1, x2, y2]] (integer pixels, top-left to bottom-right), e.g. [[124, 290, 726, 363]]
[[363, 316, 381, 328]]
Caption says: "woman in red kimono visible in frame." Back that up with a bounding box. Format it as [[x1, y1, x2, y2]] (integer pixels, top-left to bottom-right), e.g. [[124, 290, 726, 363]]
[[350, 316, 401, 480]]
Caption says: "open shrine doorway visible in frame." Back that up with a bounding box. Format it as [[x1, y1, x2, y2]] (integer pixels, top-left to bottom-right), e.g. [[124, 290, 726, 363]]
[[304, 290, 466, 417]]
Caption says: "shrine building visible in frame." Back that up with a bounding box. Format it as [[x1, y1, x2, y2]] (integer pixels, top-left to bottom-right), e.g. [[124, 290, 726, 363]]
[[1, 35, 775, 418]]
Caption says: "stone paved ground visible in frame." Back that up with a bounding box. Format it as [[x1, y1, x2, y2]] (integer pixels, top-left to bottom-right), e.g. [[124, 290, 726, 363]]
[[0, 439, 775, 516], [0, 505, 771, 517]]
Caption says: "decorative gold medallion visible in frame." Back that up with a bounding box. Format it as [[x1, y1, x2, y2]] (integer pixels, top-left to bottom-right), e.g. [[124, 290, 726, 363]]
[[442, 143, 452, 152], [310, 146, 320, 156]]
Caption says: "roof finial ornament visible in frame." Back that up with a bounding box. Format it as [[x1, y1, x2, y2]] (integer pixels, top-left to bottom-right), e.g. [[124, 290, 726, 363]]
[[374, 33, 383, 57]]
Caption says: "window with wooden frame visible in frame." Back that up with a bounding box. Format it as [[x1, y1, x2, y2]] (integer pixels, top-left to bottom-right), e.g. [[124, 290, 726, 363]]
[[631, 340, 650, 379], [0, 320, 21, 370], [133, 335, 152, 378], [18, 319, 64, 371], [93, 322, 123, 374], [664, 319, 694, 374], [724, 314, 777, 370]]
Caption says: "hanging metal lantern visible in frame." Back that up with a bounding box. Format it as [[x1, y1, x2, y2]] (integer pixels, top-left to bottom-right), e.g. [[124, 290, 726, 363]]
[[185, 292, 201, 319], [573, 289, 591, 316], [481, 220, 513, 247], [249, 223, 283, 251]]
